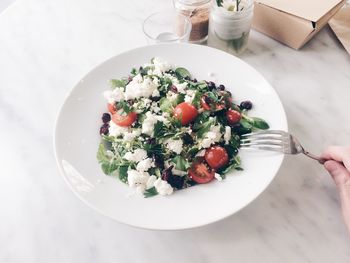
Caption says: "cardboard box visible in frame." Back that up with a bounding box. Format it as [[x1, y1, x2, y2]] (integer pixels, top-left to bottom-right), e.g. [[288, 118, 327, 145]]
[[252, 0, 347, 49]]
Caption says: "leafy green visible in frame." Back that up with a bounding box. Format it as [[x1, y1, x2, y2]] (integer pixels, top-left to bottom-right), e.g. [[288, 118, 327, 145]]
[[144, 143, 163, 156], [130, 68, 137, 76], [153, 121, 166, 138], [97, 143, 110, 163], [251, 117, 269, 130], [118, 165, 129, 183], [110, 79, 127, 88], [144, 187, 158, 198], [218, 156, 242, 175], [101, 162, 119, 175], [172, 156, 191, 171], [241, 115, 269, 130], [175, 93, 185, 105], [194, 116, 216, 138], [116, 100, 132, 114], [159, 97, 173, 112], [175, 67, 191, 79], [191, 91, 201, 108], [159, 77, 172, 94]]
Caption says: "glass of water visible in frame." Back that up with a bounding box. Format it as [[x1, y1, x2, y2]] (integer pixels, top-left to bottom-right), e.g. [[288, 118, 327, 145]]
[[143, 11, 192, 44]]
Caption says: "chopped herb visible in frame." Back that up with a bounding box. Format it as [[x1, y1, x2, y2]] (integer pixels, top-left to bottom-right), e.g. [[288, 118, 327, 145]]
[[144, 187, 158, 198], [110, 79, 127, 88]]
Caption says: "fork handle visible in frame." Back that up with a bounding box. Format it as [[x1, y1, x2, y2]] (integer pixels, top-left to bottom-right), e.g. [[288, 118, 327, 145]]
[[303, 151, 327, 164]]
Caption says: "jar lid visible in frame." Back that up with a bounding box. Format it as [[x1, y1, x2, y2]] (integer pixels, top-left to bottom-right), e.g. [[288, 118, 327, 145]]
[[176, 0, 211, 6]]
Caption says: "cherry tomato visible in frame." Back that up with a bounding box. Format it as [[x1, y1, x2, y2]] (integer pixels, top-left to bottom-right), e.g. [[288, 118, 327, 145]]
[[173, 102, 198, 125], [188, 158, 215, 184], [108, 103, 117, 114], [226, 109, 241, 125], [205, 146, 229, 170], [112, 110, 137, 127]]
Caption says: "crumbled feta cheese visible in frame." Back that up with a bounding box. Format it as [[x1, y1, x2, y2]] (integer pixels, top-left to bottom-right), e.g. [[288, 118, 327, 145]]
[[123, 129, 141, 141], [109, 121, 128, 137], [136, 158, 154, 172], [124, 149, 147, 162], [142, 112, 165, 136], [152, 57, 171, 74], [146, 175, 157, 189], [127, 169, 150, 188], [224, 126, 231, 144], [184, 89, 196, 103], [172, 168, 187, 176], [166, 91, 178, 102], [175, 82, 187, 94], [165, 139, 183, 154], [154, 178, 173, 196], [215, 173, 223, 181], [124, 74, 159, 100], [195, 149, 206, 157], [150, 102, 161, 113], [201, 125, 222, 148], [103, 88, 125, 103]]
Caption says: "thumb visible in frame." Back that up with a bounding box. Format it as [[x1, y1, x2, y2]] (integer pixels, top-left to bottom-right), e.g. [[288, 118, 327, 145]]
[[324, 160, 350, 234], [324, 160, 350, 187]]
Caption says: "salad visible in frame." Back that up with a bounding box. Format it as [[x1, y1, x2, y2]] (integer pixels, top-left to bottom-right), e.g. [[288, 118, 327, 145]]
[[97, 57, 269, 197]]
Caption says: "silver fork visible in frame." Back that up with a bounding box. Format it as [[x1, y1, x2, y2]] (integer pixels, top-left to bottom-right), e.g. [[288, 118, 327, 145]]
[[240, 130, 326, 164]]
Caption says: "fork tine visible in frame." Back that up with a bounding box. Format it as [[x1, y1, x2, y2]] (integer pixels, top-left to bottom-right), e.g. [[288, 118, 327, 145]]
[[240, 136, 285, 143], [240, 140, 285, 147], [240, 145, 284, 153], [241, 130, 288, 137]]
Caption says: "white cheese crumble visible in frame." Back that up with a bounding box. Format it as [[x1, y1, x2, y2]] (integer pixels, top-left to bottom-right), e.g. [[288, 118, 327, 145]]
[[124, 74, 158, 100], [154, 178, 173, 196], [175, 82, 187, 94], [215, 173, 223, 181], [127, 170, 157, 195], [201, 125, 222, 148], [136, 158, 154, 172], [124, 149, 147, 162], [142, 112, 165, 136], [123, 129, 141, 141], [224, 126, 231, 144], [195, 149, 206, 157], [184, 89, 196, 103], [103, 88, 125, 103], [152, 57, 172, 76], [108, 121, 128, 137], [165, 139, 183, 154], [166, 91, 178, 102]]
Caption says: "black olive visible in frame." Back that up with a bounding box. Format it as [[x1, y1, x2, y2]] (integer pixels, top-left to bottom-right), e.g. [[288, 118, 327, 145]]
[[102, 113, 111, 123], [99, 123, 109, 135], [208, 81, 216, 90], [182, 133, 194, 144], [218, 84, 225, 91], [240, 100, 253, 110]]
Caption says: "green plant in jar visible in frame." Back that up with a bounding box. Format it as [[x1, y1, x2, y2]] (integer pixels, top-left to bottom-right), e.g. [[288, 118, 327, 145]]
[[208, 0, 253, 55]]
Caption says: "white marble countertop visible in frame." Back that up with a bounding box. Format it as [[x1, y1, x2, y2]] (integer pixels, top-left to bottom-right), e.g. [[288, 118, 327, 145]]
[[1, 0, 350, 262]]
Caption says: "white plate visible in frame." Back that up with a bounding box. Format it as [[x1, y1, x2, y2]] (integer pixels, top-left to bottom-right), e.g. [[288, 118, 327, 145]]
[[54, 43, 287, 230]]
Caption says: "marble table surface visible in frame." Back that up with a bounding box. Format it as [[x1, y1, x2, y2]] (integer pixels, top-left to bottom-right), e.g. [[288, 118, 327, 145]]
[[1, 0, 350, 262]]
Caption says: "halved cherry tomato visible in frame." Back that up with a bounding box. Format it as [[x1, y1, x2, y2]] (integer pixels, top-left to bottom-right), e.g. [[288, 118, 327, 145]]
[[205, 146, 229, 170], [108, 103, 117, 114], [173, 102, 198, 125], [112, 110, 137, 127], [188, 158, 215, 184], [226, 109, 241, 125]]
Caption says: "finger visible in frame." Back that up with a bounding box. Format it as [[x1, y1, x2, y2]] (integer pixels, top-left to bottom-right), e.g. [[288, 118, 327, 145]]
[[324, 160, 350, 187], [322, 146, 350, 171]]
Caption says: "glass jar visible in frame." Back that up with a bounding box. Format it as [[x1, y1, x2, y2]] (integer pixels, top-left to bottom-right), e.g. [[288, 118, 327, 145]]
[[208, 0, 254, 55], [173, 0, 211, 43]]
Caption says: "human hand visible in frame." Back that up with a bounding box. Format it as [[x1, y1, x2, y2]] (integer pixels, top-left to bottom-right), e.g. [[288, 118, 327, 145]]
[[322, 146, 350, 233]]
